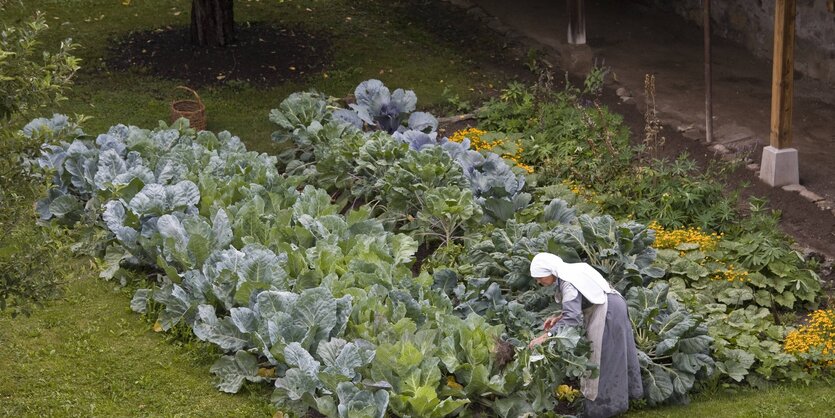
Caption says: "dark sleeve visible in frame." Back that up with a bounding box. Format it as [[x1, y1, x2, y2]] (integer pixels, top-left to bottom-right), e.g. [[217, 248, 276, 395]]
[[551, 282, 583, 330]]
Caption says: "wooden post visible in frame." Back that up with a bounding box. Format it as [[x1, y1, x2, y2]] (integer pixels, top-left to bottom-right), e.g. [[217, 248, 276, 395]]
[[704, 0, 713, 143], [567, 0, 586, 45], [770, 0, 796, 149], [760, 0, 799, 187]]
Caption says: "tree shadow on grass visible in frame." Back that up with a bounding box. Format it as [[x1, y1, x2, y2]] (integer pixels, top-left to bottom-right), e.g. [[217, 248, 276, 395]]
[[105, 22, 331, 88]]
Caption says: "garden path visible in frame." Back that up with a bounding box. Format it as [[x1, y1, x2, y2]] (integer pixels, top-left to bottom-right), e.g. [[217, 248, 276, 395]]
[[453, 0, 835, 260]]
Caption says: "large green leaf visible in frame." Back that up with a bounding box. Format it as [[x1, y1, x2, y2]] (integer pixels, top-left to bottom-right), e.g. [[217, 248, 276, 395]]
[[716, 349, 756, 382], [210, 350, 265, 394], [336, 382, 389, 418]]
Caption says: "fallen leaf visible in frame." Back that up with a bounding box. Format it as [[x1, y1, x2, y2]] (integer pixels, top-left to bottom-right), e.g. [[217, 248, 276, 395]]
[[152, 321, 163, 332]]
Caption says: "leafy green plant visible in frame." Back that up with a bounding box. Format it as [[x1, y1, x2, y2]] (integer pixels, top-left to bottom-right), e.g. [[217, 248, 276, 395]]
[[0, 11, 79, 316], [371, 327, 469, 418], [601, 155, 737, 230], [348, 79, 437, 134], [441, 86, 472, 114], [582, 62, 610, 96], [626, 283, 714, 405], [0, 11, 79, 124], [516, 326, 597, 414]]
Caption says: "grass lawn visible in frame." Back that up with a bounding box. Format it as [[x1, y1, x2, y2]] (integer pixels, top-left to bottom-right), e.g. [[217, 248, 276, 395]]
[[626, 381, 835, 417], [0, 270, 274, 417]]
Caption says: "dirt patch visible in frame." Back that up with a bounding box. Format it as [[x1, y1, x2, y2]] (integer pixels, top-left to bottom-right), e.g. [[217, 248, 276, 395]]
[[105, 23, 330, 87]]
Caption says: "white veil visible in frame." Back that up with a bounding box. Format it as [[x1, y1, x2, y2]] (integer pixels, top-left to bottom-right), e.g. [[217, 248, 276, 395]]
[[529, 252, 614, 304]]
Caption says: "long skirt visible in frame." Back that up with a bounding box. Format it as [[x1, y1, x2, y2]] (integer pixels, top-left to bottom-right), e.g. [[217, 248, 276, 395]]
[[584, 293, 643, 418]]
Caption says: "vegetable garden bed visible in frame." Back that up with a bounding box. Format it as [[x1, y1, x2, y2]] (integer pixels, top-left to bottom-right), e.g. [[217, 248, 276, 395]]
[[25, 76, 832, 417]]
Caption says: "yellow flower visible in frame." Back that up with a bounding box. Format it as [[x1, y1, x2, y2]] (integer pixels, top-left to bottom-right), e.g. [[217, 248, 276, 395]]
[[555, 384, 581, 402], [449, 128, 535, 173], [648, 221, 719, 253], [446, 375, 464, 391], [784, 309, 835, 368]]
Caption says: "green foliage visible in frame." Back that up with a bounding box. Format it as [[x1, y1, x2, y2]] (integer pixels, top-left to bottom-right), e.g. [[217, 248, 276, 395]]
[[517, 326, 597, 414], [627, 284, 714, 405], [372, 327, 469, 417], [25, 75, 826, 418], [441, 86, 472, 114], [0, 212, 68, 317], [479, 82, 631, 190], [602, 156, 738, 231], [477, 82, 536, 134], [0, 11, 79, 316], [0, 11, 79, 124], [479, 78, 738, 232]]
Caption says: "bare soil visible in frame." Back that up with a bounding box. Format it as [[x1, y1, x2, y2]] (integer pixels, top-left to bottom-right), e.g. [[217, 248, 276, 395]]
[[106, 23, 331, 87]]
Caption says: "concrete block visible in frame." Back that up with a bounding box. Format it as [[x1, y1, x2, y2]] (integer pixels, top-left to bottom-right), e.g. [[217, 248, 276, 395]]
[[800, 188, 824, 203], [759, 146, 799, 187], [782, 184, 806, 192]]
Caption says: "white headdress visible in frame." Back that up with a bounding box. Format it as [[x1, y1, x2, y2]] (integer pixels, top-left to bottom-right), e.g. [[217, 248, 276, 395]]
[[529, 252, 614, 304]]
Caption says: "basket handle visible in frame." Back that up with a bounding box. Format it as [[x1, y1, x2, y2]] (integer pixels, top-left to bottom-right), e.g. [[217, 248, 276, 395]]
[[174, 85, 203, 106]]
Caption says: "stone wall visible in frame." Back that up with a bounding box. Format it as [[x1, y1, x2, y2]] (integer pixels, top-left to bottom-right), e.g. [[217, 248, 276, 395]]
[[642, 0, 835, 84]]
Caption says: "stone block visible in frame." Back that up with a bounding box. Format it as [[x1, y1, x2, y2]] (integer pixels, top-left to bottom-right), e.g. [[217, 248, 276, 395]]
[[816, 200, 834, 211], [800, 188, 824, 203], [759, 146, 799, 187], [782, 184, 806, 192]]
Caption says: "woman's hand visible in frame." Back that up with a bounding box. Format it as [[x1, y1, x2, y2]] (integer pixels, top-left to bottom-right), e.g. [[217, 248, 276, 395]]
[[542, 315, 563, 330], [528, 333, 549, 349]]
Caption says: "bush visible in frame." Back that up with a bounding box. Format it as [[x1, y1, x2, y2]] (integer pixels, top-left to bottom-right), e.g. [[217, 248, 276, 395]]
[[0, 10, 79, 316]]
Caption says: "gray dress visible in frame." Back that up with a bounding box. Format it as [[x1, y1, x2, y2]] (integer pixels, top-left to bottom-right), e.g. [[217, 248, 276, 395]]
[[553, 280, 643, 418]]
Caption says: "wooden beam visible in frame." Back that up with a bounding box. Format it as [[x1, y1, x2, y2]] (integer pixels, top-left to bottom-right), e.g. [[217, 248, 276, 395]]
[[704, 0, 713, 143], [567, 0, 586, 45], [770, 0, 796, 149]]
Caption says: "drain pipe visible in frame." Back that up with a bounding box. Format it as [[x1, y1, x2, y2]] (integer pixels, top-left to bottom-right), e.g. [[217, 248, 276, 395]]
[[704, 0, 713, 143]]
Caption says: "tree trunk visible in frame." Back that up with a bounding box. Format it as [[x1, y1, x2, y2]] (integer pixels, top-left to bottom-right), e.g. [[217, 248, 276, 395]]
[[190, 0, 235, 47]]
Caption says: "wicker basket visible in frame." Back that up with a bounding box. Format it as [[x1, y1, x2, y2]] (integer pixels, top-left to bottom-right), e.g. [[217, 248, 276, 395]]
[[170, 86, 206, 130]]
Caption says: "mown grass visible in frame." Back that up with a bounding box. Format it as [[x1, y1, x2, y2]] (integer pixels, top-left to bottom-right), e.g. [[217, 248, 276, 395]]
[[0, 270, 275, 417], [625, 380, 835, 417]]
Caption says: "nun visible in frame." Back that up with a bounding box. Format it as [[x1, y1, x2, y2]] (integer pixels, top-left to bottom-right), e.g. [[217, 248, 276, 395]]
[[527, 252, 643, 418]]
